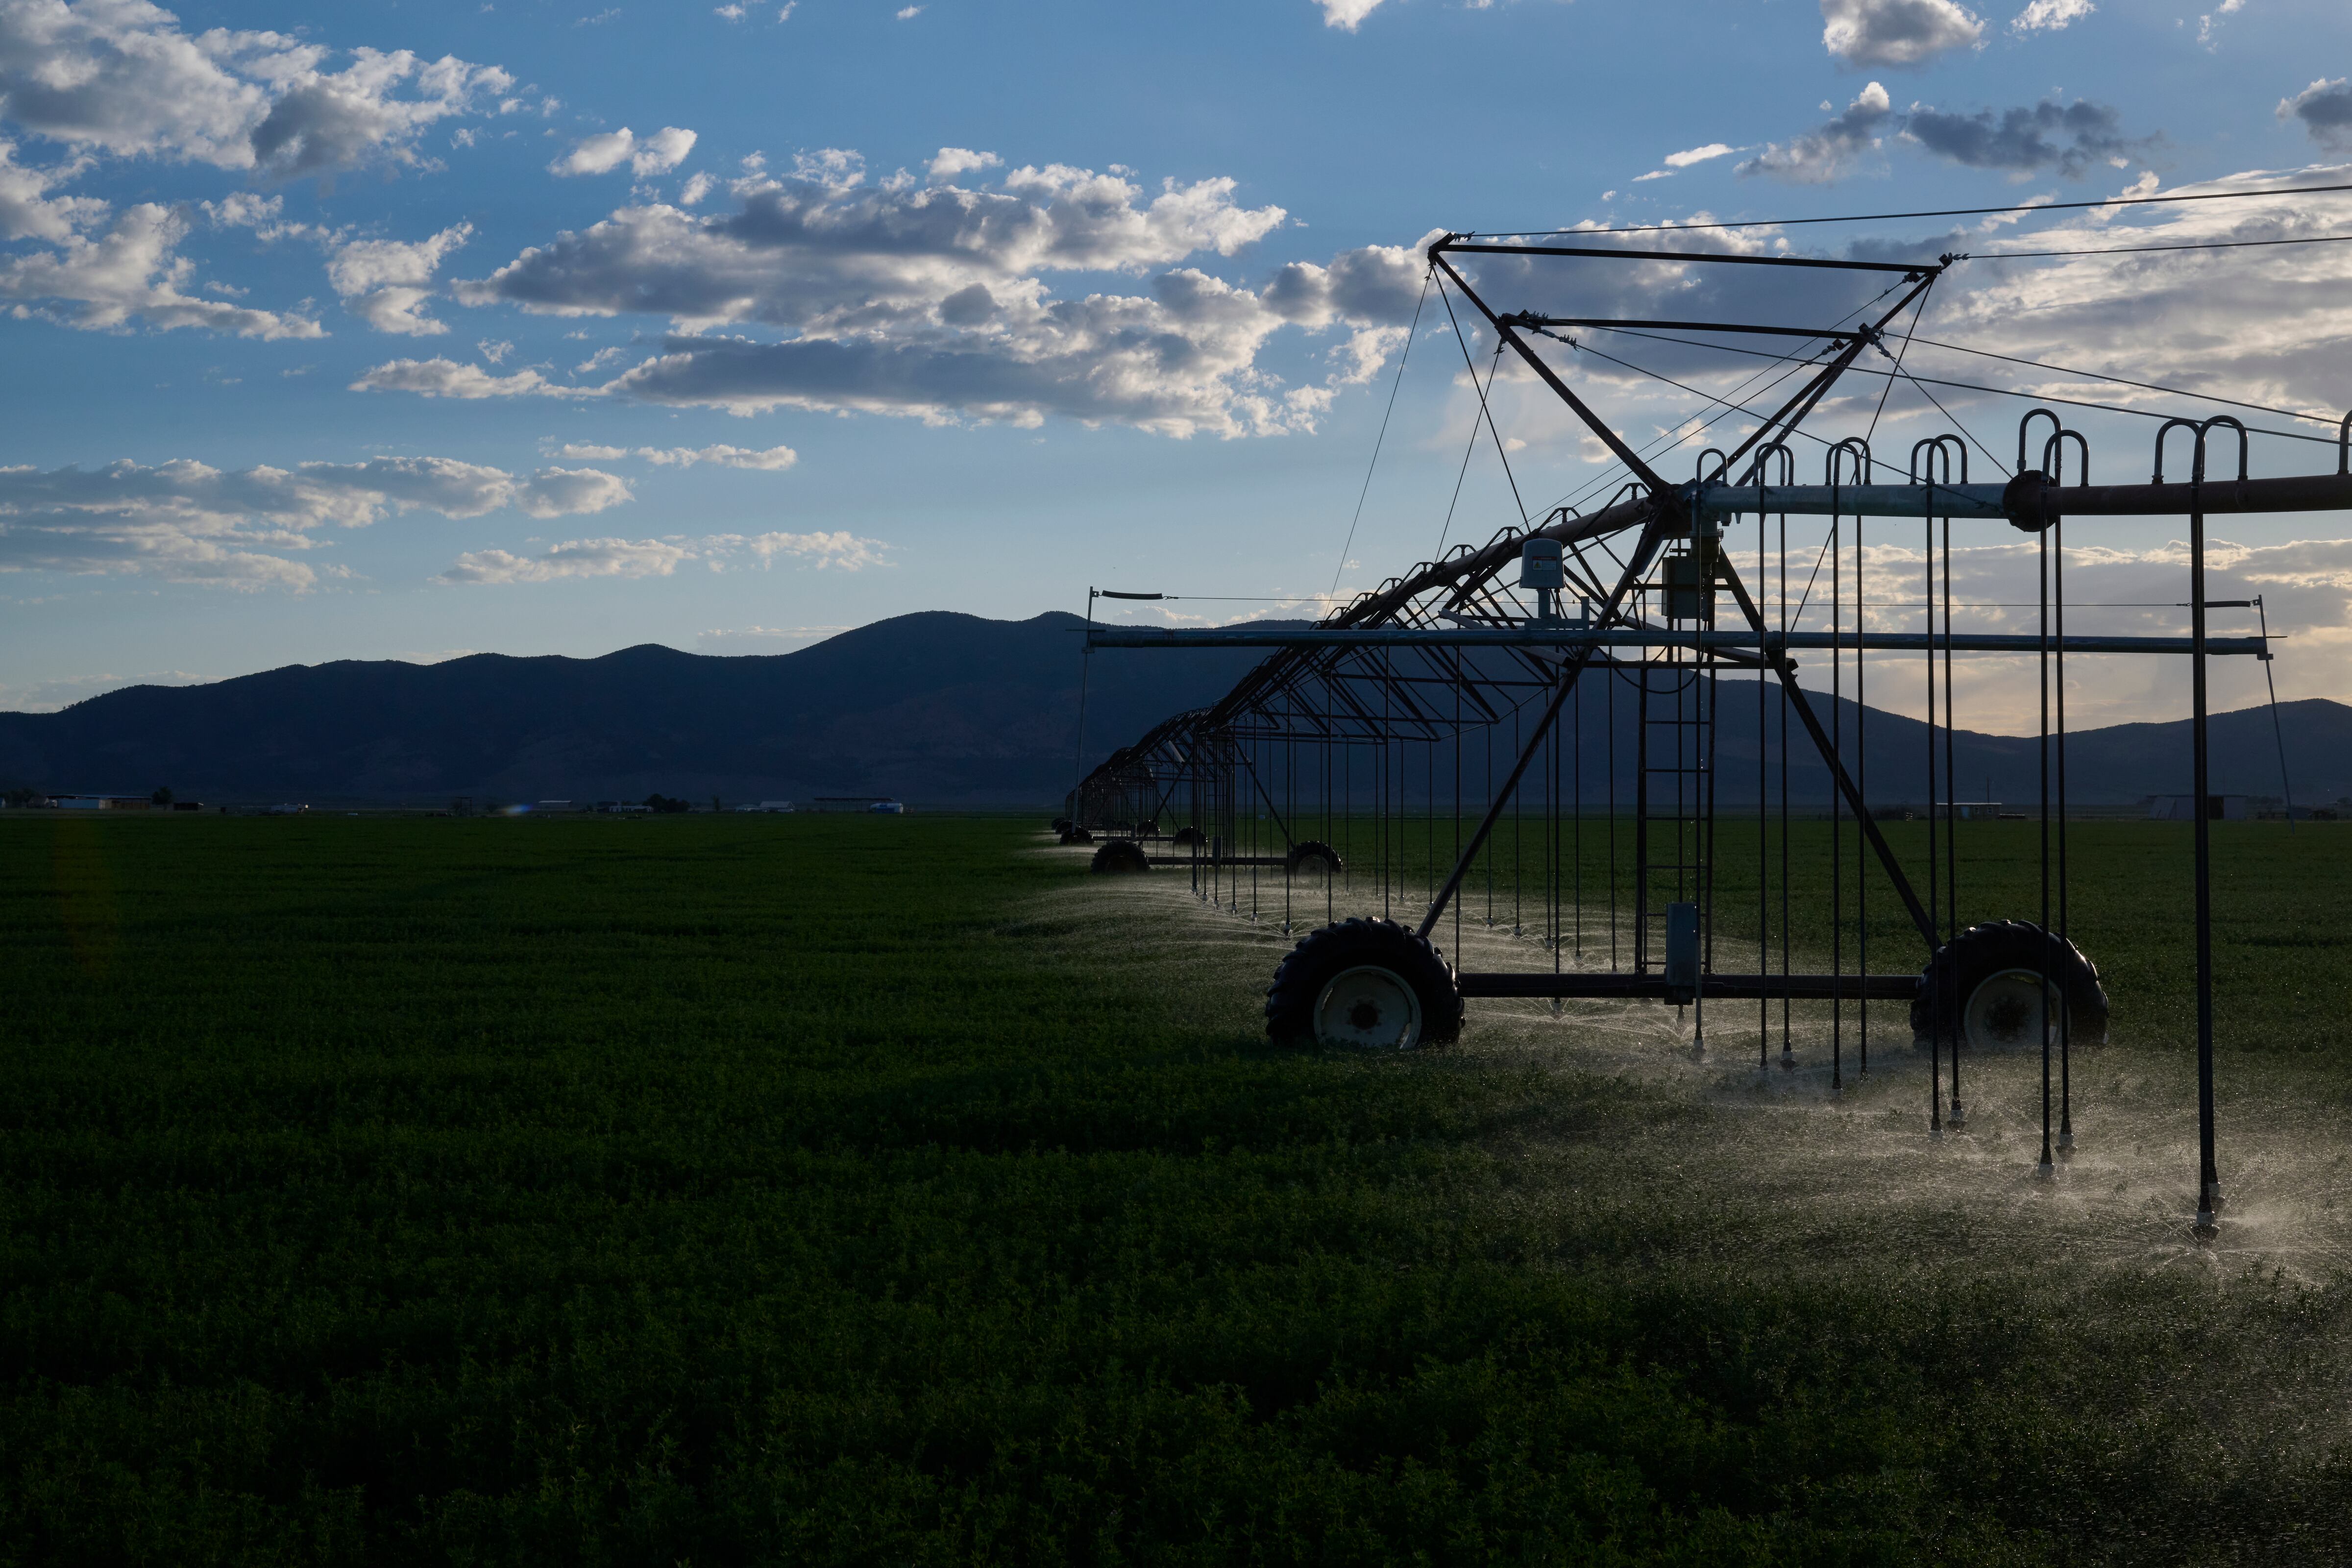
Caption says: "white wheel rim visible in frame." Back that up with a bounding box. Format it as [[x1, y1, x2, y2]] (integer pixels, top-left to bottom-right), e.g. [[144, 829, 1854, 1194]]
[[1963, 967, 2064, 1050], [1314, 964, 1422, 1049]]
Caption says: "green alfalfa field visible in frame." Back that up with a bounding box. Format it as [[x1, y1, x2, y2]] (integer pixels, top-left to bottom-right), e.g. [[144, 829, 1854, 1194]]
[[3, 809, 2351, 1565]]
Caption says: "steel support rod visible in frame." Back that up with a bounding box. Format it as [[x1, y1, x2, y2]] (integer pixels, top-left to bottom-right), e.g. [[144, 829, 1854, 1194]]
[[1698, 470, 2352, 521], [1089, 628, 2272, 657]]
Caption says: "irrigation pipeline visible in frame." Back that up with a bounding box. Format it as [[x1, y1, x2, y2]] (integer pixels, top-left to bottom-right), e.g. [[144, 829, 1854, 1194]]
[[1063, 239, 2345, 1241]]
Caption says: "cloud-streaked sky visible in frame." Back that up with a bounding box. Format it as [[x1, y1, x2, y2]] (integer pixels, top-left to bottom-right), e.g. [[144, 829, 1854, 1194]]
[[2, 0, 2351, 734]]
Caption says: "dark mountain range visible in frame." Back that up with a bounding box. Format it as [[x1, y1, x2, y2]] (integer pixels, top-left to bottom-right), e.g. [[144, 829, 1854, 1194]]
[[0, 612, 1268, 807], [0, 611, 2341, 808]]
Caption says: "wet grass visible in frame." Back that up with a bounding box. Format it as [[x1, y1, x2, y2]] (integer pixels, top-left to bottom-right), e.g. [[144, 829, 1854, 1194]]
[[3, 812, 2350, 1564]]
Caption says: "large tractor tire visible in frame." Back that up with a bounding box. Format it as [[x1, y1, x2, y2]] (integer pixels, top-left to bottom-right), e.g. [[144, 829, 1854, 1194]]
[[1060, 827, 1094, 846], [1266, 918, 1463, 1049], [1283, 839, 1345, 876], [1171, 825, 1207, 849], [1912, 920, 2109, 1051], [1091, 839, 1150, 875]]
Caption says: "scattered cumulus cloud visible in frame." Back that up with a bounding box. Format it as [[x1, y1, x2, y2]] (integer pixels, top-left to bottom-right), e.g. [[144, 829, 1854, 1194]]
[[927, 146, 1000, 183], [1903, 97, 2153, 178], [697, 624, 848, 651], [2010, 0, 2092, 32], [2280, 79, 2352, 153], [351, 358, 583, 398], [2195, 0, 2243, 50], [441, 527, 882, 584], [0, 454, 630, 588], [0, 4, 512, 176], [1317, 0, 1388, 28], [1739, 82, 1893, 183], [371, 148, 1422, 436], [0, 199, 320, 336], [1665, 143, 1739, 169], [323, 222, 472, 335], [0, 6, 514, 338], [0, 667, 209, 714], [549, 124, 696, 177], [551, 441, 798, 469], [1819, 0, 1984, 66]]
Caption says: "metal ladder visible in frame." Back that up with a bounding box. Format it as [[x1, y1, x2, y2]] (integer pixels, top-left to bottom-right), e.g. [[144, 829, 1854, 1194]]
[[1632, 551, 1715, 987]]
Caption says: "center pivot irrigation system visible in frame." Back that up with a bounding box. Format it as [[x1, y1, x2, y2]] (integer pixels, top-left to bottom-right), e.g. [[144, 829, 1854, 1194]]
[[1065, 224, 2352, 1237]]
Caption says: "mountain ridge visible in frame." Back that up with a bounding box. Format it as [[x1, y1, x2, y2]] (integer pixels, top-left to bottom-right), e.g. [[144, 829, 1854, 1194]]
[[1, 611, 2344, 808]]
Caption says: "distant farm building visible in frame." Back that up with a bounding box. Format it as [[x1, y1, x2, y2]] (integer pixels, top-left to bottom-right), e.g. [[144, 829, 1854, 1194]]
[[2148, 794, 2251, 821], [814, 797, 906, 814]]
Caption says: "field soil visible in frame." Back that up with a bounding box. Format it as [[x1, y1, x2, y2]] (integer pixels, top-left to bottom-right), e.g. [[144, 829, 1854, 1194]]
[[3, 812, 2350, 1565]]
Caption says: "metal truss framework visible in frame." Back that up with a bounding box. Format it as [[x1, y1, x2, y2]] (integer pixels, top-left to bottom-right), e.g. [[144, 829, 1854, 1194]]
[[1069, 234, 2352, 1237]]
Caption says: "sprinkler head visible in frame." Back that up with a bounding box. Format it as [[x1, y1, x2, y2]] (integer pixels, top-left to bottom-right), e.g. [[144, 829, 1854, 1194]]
[[2037, 1158, 2055, 1181], [2194, 1210, 2218, 1241], [2204, 1182, 2226, 1214], [2058, 1130, 2076, 1154]]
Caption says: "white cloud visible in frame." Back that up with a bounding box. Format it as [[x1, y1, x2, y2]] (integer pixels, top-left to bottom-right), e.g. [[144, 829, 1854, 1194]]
[[1820, 0, 1983, 66], [0, 200, 319, 335], [350, 357, 583, 398], [927, 146, 1000, 183], [396, 153, 1410, 436], [0, 4, 512, 175], [440, 536, 688, 583], [517, 466, 632, 516], [325, 221, 472, 335], [1664, 143, 1738, 169], [0, 139, 104, 242], [628, 125, 695, 175], [1739, 82, 1893, 182], [552, 441, 798, 469], [2010, 0, 2092, 33], [549, 124, 696, 177], [678, 171, 715, 205], [441, 525, 879, 583], [0, 9, 514, 338], [714, 2, 745, 15], [1318, 0, 1387, 28], [0, 454, 630, 588], [2280, 79, 2352, 153], [0, 666, 208, 713], [697, 623, 847, 651], [1918, 167, 2352, 425], [2195, 0, 2243, 49], [735, 529, 884, 567], [894, 4, 920, 16]]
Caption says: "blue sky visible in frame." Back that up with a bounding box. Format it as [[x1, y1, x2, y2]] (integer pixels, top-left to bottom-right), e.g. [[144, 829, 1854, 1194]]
[[2, 0, 2351, 730]]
